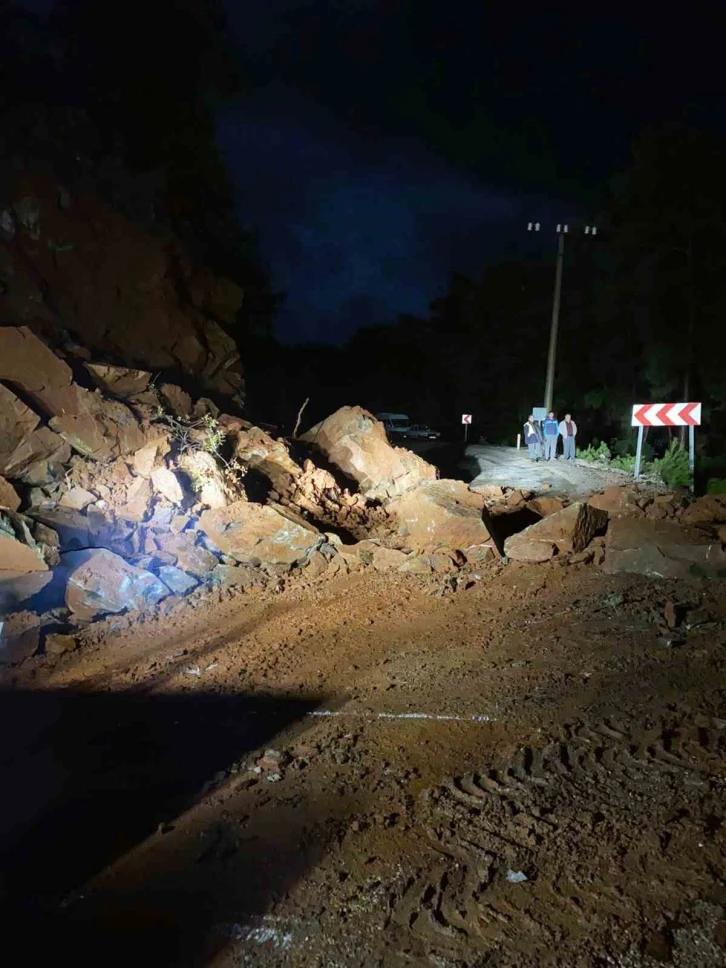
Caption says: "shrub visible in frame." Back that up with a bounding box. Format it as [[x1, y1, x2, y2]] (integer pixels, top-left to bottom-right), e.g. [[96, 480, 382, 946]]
[[652, 440, 691, 489], [706, 478, 726, 494], [577, 440, 611, 462]]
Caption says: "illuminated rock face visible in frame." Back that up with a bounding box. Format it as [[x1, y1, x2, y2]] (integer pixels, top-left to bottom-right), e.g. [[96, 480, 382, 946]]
[[64, 548, 170, 620], [301, 407, 437, 501]]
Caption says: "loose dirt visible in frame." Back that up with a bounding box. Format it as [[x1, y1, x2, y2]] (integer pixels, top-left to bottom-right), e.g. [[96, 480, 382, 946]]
[[3, 558, 726, 967]]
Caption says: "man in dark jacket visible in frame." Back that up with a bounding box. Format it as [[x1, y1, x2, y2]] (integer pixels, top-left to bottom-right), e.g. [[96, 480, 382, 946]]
[[523, 415, 543, 461], [543, 411, 559, 460]]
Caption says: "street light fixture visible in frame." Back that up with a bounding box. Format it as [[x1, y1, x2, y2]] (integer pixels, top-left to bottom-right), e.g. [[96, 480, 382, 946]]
[[528, 222, 597, 411]]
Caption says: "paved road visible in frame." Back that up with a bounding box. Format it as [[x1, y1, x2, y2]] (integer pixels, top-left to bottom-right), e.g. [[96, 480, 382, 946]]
[[466, 444, 634, 497]]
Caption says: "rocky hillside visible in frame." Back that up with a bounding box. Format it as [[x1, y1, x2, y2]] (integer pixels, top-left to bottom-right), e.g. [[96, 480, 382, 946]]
[[1, 172, 245, 405]]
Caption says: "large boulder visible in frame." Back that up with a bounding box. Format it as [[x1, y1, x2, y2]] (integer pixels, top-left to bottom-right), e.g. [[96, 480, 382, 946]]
[[301, 407, 436, 501], [602, 517, 726, 579], [199, 501, 321, 569], [387, 480, 497, 552], [64, 548, 169, 620], [504, 502, 608, 563]]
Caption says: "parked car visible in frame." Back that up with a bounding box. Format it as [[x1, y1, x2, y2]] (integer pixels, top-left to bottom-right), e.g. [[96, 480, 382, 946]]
[[401, 424, 440, 440], [375, 412, 412, 436]]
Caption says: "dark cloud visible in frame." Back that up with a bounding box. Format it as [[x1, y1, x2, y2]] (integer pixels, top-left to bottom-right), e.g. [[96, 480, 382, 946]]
[[221, 2, 726, 343], [218, 91, 522, 342]]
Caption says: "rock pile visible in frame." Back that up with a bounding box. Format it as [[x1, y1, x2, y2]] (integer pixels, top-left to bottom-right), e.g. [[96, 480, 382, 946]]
[[0, 335, 504, 663], [2, 330, 724, 667]]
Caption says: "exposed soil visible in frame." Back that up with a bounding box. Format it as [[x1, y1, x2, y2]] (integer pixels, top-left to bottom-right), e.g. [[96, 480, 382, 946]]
[[3, 557, 726, 967]]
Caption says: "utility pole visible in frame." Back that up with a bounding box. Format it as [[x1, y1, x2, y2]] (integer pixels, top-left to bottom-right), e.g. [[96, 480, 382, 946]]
[[527, 222, 597, 411]]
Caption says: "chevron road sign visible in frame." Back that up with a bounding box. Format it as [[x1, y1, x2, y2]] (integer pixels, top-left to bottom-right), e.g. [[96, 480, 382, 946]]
[[631, 401, 701, 488], [631, 402, 702, 427]]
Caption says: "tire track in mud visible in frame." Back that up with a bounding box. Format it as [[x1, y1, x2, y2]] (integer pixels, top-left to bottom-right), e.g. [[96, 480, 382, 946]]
[[387, 713, 726, 965]]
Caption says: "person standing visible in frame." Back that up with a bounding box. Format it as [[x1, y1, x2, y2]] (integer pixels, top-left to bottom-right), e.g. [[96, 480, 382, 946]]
[[543, 411, 559, 460], [558, 412, 578, 460], [523, 415, 543, 461]]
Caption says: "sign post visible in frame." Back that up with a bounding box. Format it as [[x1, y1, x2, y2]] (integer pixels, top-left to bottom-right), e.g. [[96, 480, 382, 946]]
[[631, 402, 702, 483], [461, 413, 472, 443]]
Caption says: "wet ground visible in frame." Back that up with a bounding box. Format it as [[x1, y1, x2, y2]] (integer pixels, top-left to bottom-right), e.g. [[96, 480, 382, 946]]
[[467, 445, 636, 497], [3, 554, 726, 966]]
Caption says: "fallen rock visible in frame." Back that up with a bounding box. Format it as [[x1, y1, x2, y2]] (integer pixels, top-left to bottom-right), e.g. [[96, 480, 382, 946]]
[[49, 393, 145, 461], [200, 501, 321, 569], [3, 425, 71, 484], [45, 632, 79, 656], [26, 506, 90, 551], [211, 563, 267, 590], [0, 571, 53, 615], [131, 438, 168, 479], [680, 494, 726, 531], [0, 610, 41, 664], [399, 550, 461, 574], [602, 517, 726, 579], [157, 565, 199, 596], [151, 467, 184, 505], [387, 480, 497, 552], [0, 510, 54, 572], [527, 496, 566, 517], [160, 383, 192, 418], [154, 532, 218, 578], [471, 484, 505, 502], [588, 486, 643, 517], [505, 502, 608, 563], [0, 476, 21, 512], [59, 486, 96, 511], [341, 540, 408, 571], [301, 406, 436, 500], [234, 426, 301, 497], [117, 476, 153, 522], [85, 363, 152, 398], [0, 382, 41, 474], [177, 450, 229, 509], [64, 548, 170, 620], [0, 325, 74, 413]]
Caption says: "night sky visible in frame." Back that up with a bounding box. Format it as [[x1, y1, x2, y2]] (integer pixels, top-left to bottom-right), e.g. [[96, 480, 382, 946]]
[[219, 1, 723, 344]]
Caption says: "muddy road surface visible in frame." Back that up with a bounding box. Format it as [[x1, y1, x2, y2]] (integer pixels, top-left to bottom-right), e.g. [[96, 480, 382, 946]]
[[3, 560, 726, 967], [467, 445, 637, 497]]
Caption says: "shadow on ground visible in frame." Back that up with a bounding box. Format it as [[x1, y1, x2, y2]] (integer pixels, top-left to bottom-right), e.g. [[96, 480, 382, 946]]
[[0, 687, 323, 965]]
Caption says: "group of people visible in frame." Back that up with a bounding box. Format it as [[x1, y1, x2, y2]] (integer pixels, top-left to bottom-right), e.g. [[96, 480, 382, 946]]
[[523, 411, 578, 462]]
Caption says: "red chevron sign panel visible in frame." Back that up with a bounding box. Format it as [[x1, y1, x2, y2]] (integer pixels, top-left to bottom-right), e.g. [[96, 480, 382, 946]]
[[631, 402, 701, 427]]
